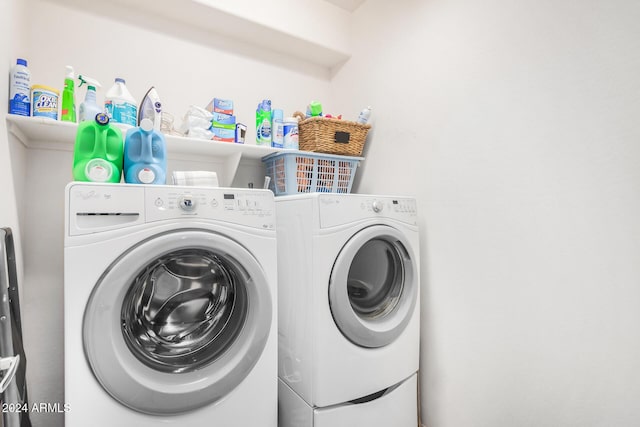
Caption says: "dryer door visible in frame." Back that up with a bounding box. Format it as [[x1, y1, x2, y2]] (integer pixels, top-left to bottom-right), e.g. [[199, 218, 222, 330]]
[[83, 230, 272, 415], [329, 225, 417, 348]]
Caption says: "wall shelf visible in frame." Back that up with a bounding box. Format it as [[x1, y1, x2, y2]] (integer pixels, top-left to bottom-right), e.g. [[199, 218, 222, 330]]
[[5, 114, 279, 187]]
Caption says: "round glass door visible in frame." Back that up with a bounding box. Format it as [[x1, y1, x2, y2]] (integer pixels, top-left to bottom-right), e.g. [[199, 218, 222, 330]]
[[329, 225, 416, 348], [83, 230, 272, 415], [120, 248, 248, 374]]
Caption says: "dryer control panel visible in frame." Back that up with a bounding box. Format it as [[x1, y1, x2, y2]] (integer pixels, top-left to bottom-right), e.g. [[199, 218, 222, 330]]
[[318, 194, 417, 229]]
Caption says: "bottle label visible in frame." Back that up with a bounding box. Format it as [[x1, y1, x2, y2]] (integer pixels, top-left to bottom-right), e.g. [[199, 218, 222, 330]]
[[86, 159, 113, 182], [105, 101, 137, 126], [137, 167, 156, 184], [9, 68, 31, 116], [32, 89, 59, 120], [10, 70, 30, 95], [283, 123, 299, 149], [272, 121, 284, 148], [257, 118, 271, 145], [9, 95, 30, 116]]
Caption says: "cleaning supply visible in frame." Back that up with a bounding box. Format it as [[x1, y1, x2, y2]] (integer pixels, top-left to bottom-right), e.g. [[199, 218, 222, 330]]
[[283, 117, 299, 150], [61, 66, 76, 122], [124, 118, 167, 184], [138, 87, 162, 130], [104, 77, 137, 127], [256, 99, 272, 146], [9, 58, 31, 116], [73, 112, 124, 183], [271, 109, 284, 148], [357, 106, 372, 124], [77, 75, 102, 122], [31, 85, 59, 120], [306, 101, 323, 118]]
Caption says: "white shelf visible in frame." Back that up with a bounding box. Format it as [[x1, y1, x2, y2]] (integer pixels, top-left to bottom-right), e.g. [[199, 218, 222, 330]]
[[6, 114, 279, 187]]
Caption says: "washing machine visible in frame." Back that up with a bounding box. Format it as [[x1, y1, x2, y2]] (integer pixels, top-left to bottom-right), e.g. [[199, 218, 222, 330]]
[[63, 182, 277, 426], [276, 193, 420, 427]]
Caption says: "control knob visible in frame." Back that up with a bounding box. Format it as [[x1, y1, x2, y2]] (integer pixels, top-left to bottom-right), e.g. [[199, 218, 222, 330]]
[[372, 200, 383, 213], [179, 195, 197, 212]]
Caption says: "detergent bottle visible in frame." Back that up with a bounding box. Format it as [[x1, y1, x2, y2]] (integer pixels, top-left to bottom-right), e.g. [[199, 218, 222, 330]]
[[105, 77, 137, 127], [73, 112, 124, 183], [77, 75, 102, 122], [123, 118, 167, 184]]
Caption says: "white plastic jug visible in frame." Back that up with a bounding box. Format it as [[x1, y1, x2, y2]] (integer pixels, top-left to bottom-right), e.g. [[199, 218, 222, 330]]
[[104, 77, 137, 127]]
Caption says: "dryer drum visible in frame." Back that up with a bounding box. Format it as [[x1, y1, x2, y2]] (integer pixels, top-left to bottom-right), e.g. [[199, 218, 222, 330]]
[[329, 225, 417, 349]]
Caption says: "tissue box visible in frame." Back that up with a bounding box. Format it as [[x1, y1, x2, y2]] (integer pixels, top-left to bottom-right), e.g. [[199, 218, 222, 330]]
[[211, 126, 235, 142], [205, 98, 234, 115], [212, 112, 236, 125]]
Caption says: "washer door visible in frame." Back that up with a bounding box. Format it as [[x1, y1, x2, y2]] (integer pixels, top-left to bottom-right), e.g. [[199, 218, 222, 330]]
[[329, 225, 416, 348], [83, 230, 272, 415]]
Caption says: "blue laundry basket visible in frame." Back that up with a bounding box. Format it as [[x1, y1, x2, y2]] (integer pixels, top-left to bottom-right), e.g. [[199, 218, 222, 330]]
[[262, 151, 362, 196]]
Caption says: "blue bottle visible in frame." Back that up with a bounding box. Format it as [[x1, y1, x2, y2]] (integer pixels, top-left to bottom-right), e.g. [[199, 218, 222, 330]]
[[124, 118, 167, 184]]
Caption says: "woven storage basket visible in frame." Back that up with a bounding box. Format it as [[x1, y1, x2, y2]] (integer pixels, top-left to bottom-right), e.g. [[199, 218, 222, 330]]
[[293, 111, 371, 156]]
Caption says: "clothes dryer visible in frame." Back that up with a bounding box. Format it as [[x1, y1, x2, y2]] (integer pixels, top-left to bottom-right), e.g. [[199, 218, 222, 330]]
[[276, 193, 420, 427], [64, 182, 277, 426]]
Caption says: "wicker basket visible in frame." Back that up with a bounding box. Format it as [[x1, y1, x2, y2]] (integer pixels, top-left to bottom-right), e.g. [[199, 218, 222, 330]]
[[293, 111, 371, 156]]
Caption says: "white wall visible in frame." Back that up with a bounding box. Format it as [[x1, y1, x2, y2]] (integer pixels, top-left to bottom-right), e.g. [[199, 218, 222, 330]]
[[10, 0, 640, 426], [0, 0, 26, 268], [331, 0, 640, 426]]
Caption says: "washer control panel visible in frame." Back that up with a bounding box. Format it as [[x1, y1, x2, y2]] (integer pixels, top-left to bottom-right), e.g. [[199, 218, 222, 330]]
[[145, 186, 275, 229]]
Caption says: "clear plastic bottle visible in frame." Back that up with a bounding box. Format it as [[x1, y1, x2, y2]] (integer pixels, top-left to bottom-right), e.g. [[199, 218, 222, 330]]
[[104, 77, 137, 127], [357, 106, 372, 124], [9, 58, 31, 116], [78, 75, 102, 122]]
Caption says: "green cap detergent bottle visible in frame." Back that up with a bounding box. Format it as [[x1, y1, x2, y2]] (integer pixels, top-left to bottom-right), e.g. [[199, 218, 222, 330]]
[[72, 113, 124, 183]]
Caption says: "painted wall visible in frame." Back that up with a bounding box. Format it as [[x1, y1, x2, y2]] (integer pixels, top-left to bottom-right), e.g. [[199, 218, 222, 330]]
[[10, 0, 640, 426], [331, 0, 640, 426], [0, 0, 26, 264]]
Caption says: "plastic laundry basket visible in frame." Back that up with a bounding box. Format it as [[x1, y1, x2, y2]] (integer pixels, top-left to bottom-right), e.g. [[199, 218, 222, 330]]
[[262, 151, 362, 196]]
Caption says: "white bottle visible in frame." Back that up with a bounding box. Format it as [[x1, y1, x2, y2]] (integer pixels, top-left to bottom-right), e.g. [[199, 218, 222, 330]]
[[356, 106, 372, 124], [9, 58, 31, 116], [104, 77, 137, 127]]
